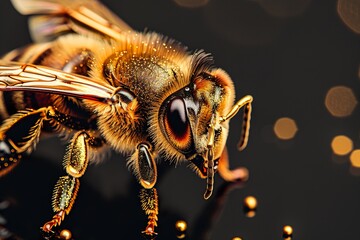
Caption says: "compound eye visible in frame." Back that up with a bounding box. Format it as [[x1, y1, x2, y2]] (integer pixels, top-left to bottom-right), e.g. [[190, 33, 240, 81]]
[[164, 97, 192, 151]]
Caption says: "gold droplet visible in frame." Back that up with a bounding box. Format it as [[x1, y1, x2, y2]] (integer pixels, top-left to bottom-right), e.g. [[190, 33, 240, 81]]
[[331, 135, 353, 156], [60, 229, 72, 240], [283, 225, 293, 235], [244, 196, 257, 209], [232, 237, 243, 240], [325, 86, 357, 117], [244, 196, 257, 218], [175, 220, 187, 232], [350, 149, 360, 168], [273, 117, 298, 140], [283, 225, 293, 238]]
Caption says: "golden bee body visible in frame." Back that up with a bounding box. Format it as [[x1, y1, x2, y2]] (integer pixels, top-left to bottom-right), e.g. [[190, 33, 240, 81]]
[[0, 0, 253, 235], [1, 33, 183, 155]]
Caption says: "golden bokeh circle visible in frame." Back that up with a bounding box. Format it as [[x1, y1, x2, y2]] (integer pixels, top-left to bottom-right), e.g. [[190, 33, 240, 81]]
[[274, 117, 298, 140], [350, 149, 360, 168], [338, 0, 360, 34], [325, 86, 357, 117], [331, 135, 353, 156]]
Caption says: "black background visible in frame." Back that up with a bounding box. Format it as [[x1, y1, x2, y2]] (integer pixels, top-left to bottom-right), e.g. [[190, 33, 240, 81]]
[[1, 0, 360, 239]]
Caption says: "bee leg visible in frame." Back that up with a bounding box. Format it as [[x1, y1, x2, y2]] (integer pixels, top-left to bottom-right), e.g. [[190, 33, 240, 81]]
[[0, 107, 55, 176], [42, 131, 91, 232], [217, 147, 249, 182], [133, 143, 157, 190], [42, 176, 80, 232], [139, 188, 159, 236], [132, 143, 158, 236]]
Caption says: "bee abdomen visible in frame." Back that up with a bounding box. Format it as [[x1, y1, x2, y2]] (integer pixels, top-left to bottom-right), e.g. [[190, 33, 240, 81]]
[[3, 43, 53, 64]]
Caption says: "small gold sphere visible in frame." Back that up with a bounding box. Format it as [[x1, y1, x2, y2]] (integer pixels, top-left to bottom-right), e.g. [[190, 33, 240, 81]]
[[232, 237, 243, 240], [244, 196, 257, 209], [60, 229, 72, 240], [175, 220, 187, 232], [283, 225, 293, 236]]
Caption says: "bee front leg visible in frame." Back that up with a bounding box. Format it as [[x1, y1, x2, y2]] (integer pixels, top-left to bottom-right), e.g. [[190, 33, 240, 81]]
[[217, 147, 249, 182], [132, 143, 159, 236], [42, 131, 93, 232]]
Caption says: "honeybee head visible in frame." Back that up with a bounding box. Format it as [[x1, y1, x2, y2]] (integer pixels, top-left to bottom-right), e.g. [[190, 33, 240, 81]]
[[157, 52, 236, 199]]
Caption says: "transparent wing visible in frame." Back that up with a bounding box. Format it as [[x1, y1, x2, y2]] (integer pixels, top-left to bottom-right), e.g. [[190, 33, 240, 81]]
[[0, 60, 115, 101], [11, 0, 133, 42]]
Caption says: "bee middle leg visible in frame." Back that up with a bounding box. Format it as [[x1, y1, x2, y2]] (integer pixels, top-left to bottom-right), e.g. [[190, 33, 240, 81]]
[[139, 188, 159, 236], [0, 106, 103, 231], [132, 143, 159, 236], [42, 130, 102, 232]]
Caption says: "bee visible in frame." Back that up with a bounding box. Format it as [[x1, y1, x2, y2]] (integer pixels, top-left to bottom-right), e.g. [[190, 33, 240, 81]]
[[0, 0, 253, 236]]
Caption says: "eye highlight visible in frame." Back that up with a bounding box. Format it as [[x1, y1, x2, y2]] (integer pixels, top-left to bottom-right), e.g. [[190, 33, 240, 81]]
[[164, 97, 192, 151]]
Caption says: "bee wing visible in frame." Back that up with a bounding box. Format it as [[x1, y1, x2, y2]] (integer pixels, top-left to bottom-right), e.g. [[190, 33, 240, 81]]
[[0, 61, 115, 101], [11, 0, 132, 42]]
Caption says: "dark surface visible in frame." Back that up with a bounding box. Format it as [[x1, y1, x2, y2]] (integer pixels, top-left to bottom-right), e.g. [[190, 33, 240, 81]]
[[1, 0, 360, 239]]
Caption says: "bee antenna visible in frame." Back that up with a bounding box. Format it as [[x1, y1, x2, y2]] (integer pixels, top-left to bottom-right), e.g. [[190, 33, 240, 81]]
[[220, 95, 253, 151], [203, 148, 214, 200], [204, 116, 216, 200]]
